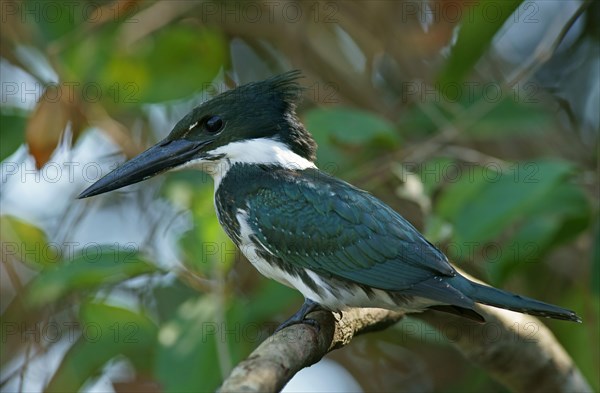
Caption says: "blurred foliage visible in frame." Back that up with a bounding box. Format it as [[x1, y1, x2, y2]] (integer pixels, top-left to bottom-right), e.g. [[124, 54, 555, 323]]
[[26, 247, 158, 307], [1, 0, 598, 392], [304, 106, 400, 167], [0, 110, 27, 161], [1, 215, 53, 268], [47, 302, 158, 393], [436, 0, 522, 90]]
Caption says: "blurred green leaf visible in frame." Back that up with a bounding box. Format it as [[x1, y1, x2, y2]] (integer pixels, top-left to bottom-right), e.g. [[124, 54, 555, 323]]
[[26, 246, 158, 306], [0, 110, 27, 161], [440, 160, 575, 245], [30, 0, 87, 42], [46, 302, 158, 393], [593, 221, 600, 295], [233, 279, 299, 324], [305, 106, 399, 144], [437, 0, 523, 90], [435, 165, 489, 223], [486, 214, 562, 284], [152, 279, 202, 323], [423, 214, 452, 244], [177, 181, 236, 276], [0, 215, 54, 268], [304, 106, 400, 167], [156, 295, 221, 392], [527, 182, 591, 244], [551, 287, 600, 392], [411, 157, 456, 197], [465, 97, 552, 136], [397, 104, 440, 137], [435, 159, 590, 283], [62, 25, 227, 105]]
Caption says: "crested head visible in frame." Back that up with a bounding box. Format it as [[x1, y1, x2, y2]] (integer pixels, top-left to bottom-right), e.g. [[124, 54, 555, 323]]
[[169, 70, 317, 162], [77, 71, 317, 199]]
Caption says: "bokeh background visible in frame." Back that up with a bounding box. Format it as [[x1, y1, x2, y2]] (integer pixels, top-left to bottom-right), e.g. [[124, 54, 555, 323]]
[[1, 0, 598, 392]]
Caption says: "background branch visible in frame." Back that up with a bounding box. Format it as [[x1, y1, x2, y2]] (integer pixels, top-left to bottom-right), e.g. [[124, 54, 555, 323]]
[[416, 308, 591, 393]]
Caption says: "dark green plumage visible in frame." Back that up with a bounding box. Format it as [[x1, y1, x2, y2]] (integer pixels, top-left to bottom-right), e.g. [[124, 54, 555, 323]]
[[220, 165, 453, 290]]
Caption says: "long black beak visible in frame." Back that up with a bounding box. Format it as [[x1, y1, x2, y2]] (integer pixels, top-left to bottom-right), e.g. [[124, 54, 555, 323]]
[[78, 139, 210, 199]]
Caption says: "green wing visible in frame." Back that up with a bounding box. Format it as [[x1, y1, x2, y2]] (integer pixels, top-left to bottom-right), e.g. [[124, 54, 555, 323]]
[[243, 168, 456, 291]]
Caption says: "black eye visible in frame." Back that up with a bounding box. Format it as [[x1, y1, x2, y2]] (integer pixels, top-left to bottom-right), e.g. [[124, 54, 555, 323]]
[[205, 115, 224, 133]]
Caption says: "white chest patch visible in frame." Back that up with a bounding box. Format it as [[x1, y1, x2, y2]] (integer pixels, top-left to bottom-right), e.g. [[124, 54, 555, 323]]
[[180, 137, 316, 190]]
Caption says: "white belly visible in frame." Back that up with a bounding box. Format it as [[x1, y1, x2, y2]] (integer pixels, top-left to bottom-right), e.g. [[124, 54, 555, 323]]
[[235, 210, 435, 312]]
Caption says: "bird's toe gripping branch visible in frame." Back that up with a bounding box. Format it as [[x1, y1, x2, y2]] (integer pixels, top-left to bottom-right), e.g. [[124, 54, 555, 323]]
[[275, 298, 324, 333]]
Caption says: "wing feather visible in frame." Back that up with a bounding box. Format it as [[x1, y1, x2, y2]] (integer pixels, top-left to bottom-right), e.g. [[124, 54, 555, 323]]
[[240, 167, 456, 291]]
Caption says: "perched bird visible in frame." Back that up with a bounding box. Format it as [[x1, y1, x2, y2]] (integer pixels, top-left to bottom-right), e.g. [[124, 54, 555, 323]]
[[79, 71, 581, 328]]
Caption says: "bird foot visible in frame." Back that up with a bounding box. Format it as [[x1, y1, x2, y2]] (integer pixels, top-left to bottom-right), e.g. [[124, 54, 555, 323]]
[[275, 298, 323, 333]]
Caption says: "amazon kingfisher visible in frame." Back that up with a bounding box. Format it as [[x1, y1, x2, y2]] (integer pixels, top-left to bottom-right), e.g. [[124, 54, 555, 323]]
[[79, 71, 581, 328]]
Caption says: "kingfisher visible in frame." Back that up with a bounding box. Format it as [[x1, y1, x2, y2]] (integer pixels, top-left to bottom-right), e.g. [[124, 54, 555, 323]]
[[79, 71, 581, 328]]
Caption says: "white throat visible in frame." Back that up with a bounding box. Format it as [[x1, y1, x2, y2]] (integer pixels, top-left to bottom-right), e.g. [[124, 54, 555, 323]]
[[180, 138, 316, 188]]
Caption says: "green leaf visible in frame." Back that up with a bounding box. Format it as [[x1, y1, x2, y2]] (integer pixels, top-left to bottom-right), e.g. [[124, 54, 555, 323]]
[[464, 97, 553, 137], [486, 214, 562, 284], [304, 106, 399, 144], [0, 110, 27, 161], [593, 220, 600, 295], [435, 159, 590, 282], [177, 182, 236, 276], [410, 157, 456, 197], [423, 214, 453, 244], [550, 287, 600, 392], [445, 160, 574, 245], [0, 215, 55, 268], [487, 180, 590, 284], [233, 279, 300, 324], [26, 246, 158, 306], [152, 279, 202, 323], [527, 181, 590, 244], [30, 0, 88, 43], [62, 25, 227, 105], [437, 0, 523, 90], [155, 295, 221, 392], [46, 302, 158, 393], [304, 106, 400, 169], [397, 104, 440, 137], [435, 165, 490, 223]]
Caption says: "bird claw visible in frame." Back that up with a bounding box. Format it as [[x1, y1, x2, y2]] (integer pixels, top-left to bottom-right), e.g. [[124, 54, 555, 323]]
[[275, 298, 322, 333], [275, 317, 321, 333]]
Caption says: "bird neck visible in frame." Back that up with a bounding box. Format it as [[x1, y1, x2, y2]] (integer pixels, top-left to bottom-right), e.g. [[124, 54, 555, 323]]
[[201, 137, 317, 189]]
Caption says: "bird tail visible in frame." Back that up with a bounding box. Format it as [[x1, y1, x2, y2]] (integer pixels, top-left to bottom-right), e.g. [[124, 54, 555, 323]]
[[452, 276, 582, 323]]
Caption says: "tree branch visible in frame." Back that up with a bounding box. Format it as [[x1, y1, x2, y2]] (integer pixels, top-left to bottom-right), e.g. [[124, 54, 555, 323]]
[[219, 308, 404, 392], [220, 279, 591, 392]]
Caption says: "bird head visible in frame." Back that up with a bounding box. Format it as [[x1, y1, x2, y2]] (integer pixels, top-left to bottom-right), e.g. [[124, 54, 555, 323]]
[[78, 71, 316, 198]]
